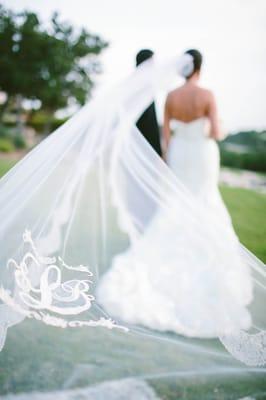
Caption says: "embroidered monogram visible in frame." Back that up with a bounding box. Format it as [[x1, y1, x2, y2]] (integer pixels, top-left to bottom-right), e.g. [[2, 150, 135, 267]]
[[0, 230, 128, 332]]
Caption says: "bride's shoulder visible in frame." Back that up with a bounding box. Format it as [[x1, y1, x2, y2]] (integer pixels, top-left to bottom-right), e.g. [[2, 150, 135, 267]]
[[165, 89, 178, 106], [199, 86, 215, 98], [166, 87, 183, 100], [167, 87, 180, 96], [197, 87, 216, 106]]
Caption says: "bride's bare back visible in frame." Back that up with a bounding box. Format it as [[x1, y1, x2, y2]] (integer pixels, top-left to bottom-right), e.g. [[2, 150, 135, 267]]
[[166, 81, 213, 123], [163, 50, 223, 156], [163, 80, 222, 151]]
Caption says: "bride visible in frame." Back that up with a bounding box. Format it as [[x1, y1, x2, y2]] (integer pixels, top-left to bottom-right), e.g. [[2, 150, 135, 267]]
[[164, 50, 233, 222], [96, 49, 253, 338], [164, 49, 222, 195]]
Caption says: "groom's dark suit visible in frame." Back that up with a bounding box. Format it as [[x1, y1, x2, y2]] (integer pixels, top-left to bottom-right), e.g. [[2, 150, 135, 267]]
[[136, 49, 162, 157], [136, 103, 162, 157]]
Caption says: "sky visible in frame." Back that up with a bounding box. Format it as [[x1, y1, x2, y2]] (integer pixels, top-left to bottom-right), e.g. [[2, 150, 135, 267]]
[[2, 0, 266, 132]]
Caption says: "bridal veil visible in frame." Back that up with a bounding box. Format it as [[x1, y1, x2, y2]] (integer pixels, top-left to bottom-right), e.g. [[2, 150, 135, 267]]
[[0, 54, 265, 388]]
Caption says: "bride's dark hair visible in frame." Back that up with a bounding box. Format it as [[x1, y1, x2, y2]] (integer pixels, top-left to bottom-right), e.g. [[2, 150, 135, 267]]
[[185, 49, 202, 79]]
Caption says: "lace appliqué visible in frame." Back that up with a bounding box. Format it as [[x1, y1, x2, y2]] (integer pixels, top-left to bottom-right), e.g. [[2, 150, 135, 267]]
[[220, 331, 266, 366], [0, 230, 128, 332]]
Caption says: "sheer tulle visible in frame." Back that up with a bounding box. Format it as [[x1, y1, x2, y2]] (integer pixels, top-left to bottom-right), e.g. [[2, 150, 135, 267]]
[[96, 118, 253, 339], [0, 54, 265, 392]]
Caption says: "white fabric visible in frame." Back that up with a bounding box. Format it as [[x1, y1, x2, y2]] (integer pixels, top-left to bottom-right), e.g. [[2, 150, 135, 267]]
[[96, 117, 253, 338], [168, 118, 219, 198]]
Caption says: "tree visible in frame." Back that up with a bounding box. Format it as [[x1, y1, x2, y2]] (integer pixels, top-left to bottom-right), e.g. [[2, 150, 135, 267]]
[[0, 5, 17, 120], [0, 5, 108, 127]]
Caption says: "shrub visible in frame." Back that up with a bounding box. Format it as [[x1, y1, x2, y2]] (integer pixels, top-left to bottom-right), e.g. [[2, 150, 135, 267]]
[[220, 149, 266, 173], [13, 134, 26, 149], [0, 138, 15, 153], [0, 126, 11, 139], [0, 126, 27, 149], [29, 112, 68, 133]]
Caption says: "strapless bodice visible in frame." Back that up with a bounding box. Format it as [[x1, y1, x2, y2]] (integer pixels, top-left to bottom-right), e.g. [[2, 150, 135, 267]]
[[167, 116, 220, 197], [170, 117, 210, 140]]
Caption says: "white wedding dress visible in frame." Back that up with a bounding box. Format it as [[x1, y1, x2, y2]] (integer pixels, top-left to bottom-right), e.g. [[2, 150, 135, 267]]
[[96, 117, 253, 338]]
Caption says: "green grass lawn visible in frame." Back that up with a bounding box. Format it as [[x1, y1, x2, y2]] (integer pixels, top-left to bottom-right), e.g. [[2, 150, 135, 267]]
[[220, 186, 266, 262], [0, 158, 16, 177]]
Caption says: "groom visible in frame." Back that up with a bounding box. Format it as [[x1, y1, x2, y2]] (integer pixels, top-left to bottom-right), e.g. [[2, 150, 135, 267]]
[[136, 49, 162, 157]]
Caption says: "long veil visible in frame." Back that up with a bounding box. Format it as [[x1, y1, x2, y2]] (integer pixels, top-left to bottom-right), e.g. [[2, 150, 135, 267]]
[[0, 54, 265, 395]]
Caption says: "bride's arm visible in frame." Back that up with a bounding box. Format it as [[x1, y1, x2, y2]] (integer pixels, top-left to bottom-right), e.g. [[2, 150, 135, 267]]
[[163, 95, 171, 158], [207, 91, 226, 140]]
